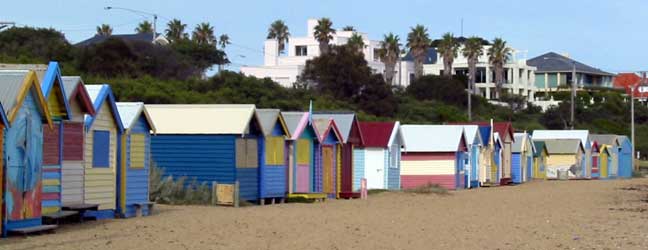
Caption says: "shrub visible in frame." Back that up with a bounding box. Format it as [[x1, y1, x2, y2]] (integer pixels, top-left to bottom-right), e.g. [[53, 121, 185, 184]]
[[404, 183, 450, 195]]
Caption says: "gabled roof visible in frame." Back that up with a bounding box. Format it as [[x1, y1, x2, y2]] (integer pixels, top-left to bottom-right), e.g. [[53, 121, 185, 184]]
[[616, 135, 631, 146], [281, 112, 310, 140], [358, 121, 396, 148], [116, 102, 156, 133], [0, 102, 8, 127], [614, 73, 641, 89], [312, 112, 364, 144], [450, 121, 514, 142], [41, 62, 71, 119], [513, 133, 533, 153], [478, 126, 491, 146], [256, 109, 289, 137], [62, 76, 95, 116], [313, 118, 343, 143], [540, 139, 583, 154], [532, 130, 589, 147], [401, 125, 466, 152], [493, 132, 502, 148], [590, 134, 619, 146], [527, 52, 613, 76], [532, 141, 549, 157], [146, 104, 257, 135], [0, 70, 53, 128], [84, 84, 124, 132]]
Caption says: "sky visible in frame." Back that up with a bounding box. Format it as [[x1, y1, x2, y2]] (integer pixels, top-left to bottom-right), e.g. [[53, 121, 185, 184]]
[[3, 0, 647, 73]]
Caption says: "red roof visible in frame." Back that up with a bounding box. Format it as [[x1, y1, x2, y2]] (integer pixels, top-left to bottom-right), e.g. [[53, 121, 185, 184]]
[[614, 73, 641, 89], [358, 121, 395, 147], [449, 121, 515, 142]]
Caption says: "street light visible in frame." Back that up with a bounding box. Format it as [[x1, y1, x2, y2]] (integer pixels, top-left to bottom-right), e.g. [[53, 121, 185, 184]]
[[104, 6, 158, 42], [544, 56, 577, 129]]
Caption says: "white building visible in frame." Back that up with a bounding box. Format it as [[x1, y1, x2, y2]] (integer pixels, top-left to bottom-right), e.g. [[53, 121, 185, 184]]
[[423, 46, 537, 100], [241, 19, 414, 88]]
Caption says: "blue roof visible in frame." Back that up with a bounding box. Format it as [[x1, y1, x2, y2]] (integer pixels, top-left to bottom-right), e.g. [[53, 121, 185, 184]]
[[41, 61, 72, 120], [84, 84, 124, 132], [75, 33, 157, 47], [478, 126, 491, 146]]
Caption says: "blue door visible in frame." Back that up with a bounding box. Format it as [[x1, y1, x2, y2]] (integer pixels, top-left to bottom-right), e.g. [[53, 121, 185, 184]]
[[511, 153, 522, 184]]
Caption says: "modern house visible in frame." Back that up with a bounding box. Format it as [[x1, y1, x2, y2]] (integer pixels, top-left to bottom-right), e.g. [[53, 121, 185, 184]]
[[614, 73, 648, 101], [241, 19, 415, 87], [528, 52, 614, 93]]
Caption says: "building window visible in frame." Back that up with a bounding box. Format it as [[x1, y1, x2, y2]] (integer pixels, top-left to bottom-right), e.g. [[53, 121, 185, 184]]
[[373, 48, 381, 62], [296, 46, 307, 56]]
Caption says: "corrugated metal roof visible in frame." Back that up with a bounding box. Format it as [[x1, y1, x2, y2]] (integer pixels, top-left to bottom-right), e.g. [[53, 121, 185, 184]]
[[62, 76, 82, 101], [116, 102, 156, 132], [281, 111, 307, 137], [312, 112, 356, 143], [146, 104, 256, 134], [532, 130, 589, 146], [401, 125, 465, 152], [540, 139, 583, 154], [0, 64, 47, 82], [590, 134, 619, 146], [532, 141, 548, 157], [256, 109, 285, 136], [513, 133, 533, 153], [358, 121, 395, 147], [313, 118, 330, 139], [0, 70, 29, 113]]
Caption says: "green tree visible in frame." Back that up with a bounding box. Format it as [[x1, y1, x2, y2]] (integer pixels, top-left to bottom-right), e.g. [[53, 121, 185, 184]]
[[347, 33, 365, 54], [300, 45, 370, 99], [314, 18, 335, 55], [218, 34, 230, 50], [266, 20, 290, 54], [136, 21, 154, 34], [192, 22, 216, 45], [165, 19, 188, 42], [0, 27, 72, 63], [436, 32, 459, 77], [379, 33, 400, 85], [488, 38, 511, 98], [342, 26, 355, 31], [96, 24, 113, 36], [462, 36, 484, 94], [407, 25, 431, 79], [406, 75, 467, 106]]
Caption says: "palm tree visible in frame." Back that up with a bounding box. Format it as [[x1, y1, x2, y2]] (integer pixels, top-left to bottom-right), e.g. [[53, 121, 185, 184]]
[[165, 19, 188, 42], [192, 22, 216, 45], [462, 37, 484, 95], [347, 33, 365, 54], [96, 24, 112, 36], [136, 21, 153, 34], [488, 38, 512, 98], [406, 25, 431, 78], [436, 32, 459, 77], [218, 34, 230, 50], [313, 18, 335, 55], [379, 33, 400, 85], [342, 26, 355, 31], [267, 20, 290, 55]]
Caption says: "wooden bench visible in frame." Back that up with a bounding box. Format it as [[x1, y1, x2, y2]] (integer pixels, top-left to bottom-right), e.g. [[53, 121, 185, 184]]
[[42, 210, 79, 225], [62, 203, 99, 221], [8, 225, 57, 236], [133, 202, 155, 217]]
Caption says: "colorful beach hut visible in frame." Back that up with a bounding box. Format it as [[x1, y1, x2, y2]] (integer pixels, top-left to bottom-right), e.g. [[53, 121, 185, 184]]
[[116, 102, 156, 217], [84, 85, 124, 218], [590, 141, 601, 179], [312, 112, 364, 198], [281, 112, 324, 198], [533, 130, 591, 179], [255, 109, 290, 203], [616, 135, 633, 178], [452, 122, 514, 184], [475, 126, 499, 186], [0, 70, 53, 234], [400, 125, 467, 190], [60, 76, 95, 207], [512, 133, 534, 184], [355, 121, 404, 190], [541, 139, 585, 179], [148, 104, 262, 202], [598, 146, 612, 179], [590, 134, 620, 179], [313, 118, 344, 198], [532, 140, 549, 179]]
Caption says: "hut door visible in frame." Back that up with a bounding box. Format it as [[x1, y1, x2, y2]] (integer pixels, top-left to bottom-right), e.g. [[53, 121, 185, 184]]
[[295, 139, 311, 193], [322, 146, 334, 194]]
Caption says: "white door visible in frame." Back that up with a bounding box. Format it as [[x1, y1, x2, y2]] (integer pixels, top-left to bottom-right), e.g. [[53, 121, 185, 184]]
[[364, 148, 385, 189]]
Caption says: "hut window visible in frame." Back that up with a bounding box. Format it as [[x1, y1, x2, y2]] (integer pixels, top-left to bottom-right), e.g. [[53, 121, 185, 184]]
[[130, 134, 146, 169], [236, 138, 258, 168], [92, 130, 111, 168], [265, 136, 285, 165]]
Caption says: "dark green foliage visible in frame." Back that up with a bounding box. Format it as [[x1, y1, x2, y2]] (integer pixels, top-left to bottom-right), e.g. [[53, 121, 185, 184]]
[[0, 27, 72, 63], [406, 75, 466, 106]]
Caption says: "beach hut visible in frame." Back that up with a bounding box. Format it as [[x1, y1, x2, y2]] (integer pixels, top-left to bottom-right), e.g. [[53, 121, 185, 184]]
[[474, 126, 499, 186], [492, 132, 503, 184], [116, 102, 156, 217], [255, 109, 290, 203], [60, 76, 95, 207], [147, 104, 262, 202], [452, 122, 514, 184], [616, 136, 633, 178], [512, 133, 534, 184], [532, 140, 549, 179], [590, 134, 620, 179], [312, 112, 364, 198], [0, 70, 53, 234], [541, 139, 585, 179], [590, 141, 601, 179], [281, 112, 324, 198], [598, 146, 612, 179], [443, 125, 481, 188], [0, 99, 9, 233], [533, 130, 591, 179], [400, 125, 468, 190], [355, 121, 404, 190], [313, 118, 344, 198], [84, 85, 124, 218]]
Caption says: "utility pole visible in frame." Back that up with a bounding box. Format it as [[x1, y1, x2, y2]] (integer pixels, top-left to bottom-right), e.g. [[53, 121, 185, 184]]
[[570, 61, 576, 130], [632, 72, 646, 172]]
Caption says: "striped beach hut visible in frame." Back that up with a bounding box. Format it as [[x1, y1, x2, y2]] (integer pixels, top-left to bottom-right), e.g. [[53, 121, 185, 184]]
[[282, 112, 323, 197], [313, 118, 344, 198], [400, 125, 468, 190], [533, 130, 591, 179], [60, 76, 95, 207], [313, 112, 364, 198], [84, 85, 124, 218], [616, 136, 633, 178], [116, 102, 156, 217], [355, 121, 404, 190], [512, 133, 534, 184], [590, 134, 620, 179], [532, 140, 549, 179], [0, 70, 53, 234], [255, 109, 290, 203], [148, 104, 262, 202], [541, 139, 585, 179]]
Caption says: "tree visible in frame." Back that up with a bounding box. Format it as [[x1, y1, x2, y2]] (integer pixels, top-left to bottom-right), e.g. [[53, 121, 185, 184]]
[[217, 34, 231, 71], [342, 26, 355, 31], [462, 36, 484, 94], [165, 19, 188, 43], [266, 20, 290, 54], [313, 18, 335, 55], [488, 38, 511, 98], [379, 33, 400, 85], [0, 27, 72, 63], [192, 22, 216, 45], [136, 21, 153, 34], [436, 32, 459, 77], [96, 24, 113, 36], [406, 25, 431, 79], [347, 33, 365, 54], [406, 75, 467, 106], [171, 39, 228, 76]]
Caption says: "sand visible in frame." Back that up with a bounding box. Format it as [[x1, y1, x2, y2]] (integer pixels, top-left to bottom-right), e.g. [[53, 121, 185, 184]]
[[2, 178, 647, 250]]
